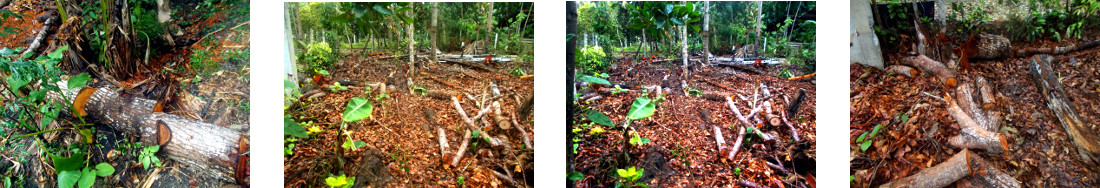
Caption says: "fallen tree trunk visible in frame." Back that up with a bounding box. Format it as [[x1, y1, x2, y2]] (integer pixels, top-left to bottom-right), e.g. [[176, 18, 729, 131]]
[[1029, 54, 1100, 164], [728, 126, 746, 161], [1016, 38, 1100, 57], [880, 149, 1019, 188], [50, 84, 247, 184]]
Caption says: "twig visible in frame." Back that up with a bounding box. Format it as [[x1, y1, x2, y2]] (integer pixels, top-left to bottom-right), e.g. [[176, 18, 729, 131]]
[[510, 112, 533, 150]]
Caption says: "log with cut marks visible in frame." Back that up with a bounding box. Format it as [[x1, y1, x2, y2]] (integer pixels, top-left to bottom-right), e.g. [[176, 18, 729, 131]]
[[1029, 54, 1100, 164], [49, 83, 247, 184]]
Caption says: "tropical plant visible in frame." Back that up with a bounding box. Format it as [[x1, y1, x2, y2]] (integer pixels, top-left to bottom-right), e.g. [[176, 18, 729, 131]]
[[616, 166, 647, 188], [324, 174, 355, 188]]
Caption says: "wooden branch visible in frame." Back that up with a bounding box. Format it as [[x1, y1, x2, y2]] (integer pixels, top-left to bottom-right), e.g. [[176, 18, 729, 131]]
[[885, 65, 918, 78], [780, 109, 800, 142], [50, 85, 245, 184], [701, 79, 732, 91], [726, 96, 776, 144], [509, 112, 533, 150], [713, 125, 727, 158], [727, 126, 745, 161], [437, 127, 453, 164], [449, 129, 472, 167], [903, 55, 957, 88], [21, 15, 57, 59], [787, 72, 815, 81], [1029, 54, 1100, 164]]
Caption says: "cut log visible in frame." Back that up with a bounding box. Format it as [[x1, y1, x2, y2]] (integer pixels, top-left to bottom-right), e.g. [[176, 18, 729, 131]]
[[713, 125, 728, 158], [509, 112, 533, 150], [885, 65, 918, 78], [787, 88, 806, 117], [945, 90, 1006, 152], [880, 149, 1019, 188], [902, 55, 957, 88], [1029, 54, 1100, 164], [437, 127, 452, 164], [425, 89, 460, 100], [492, 101, 511, 130], [49, 84, 246, 184]]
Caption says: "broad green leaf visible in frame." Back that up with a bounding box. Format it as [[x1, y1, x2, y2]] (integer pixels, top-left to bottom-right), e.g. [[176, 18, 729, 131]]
[[670, 17, 684, 25], [372, 4, 393, 15], [284, 80, 297, 90], [627, 97, 656, 120], [142, 156, 151, 170], [47, 45, 68, 60], [900, 113, 909, 125], [870, 124, 882, 138], [57, 170, 80, 188], [856, 132, 867, 143], [395, 7, 412, 12], [576, 75, 610, 85], [396, 14, 413, 24], [8, 74, 27, 91], [353, 140, 366, 148], [50, 152, 85, 171], [284, 117, 308, 138], [586, 110, 613, 127], [67, 73, 91, 90], [352, 7, 368, 18], [861, 140, 872, 151], [95, 163, 114, 177], [0, 47, 15, 56], [77, 167, 95, 188], [342, 97, 373, 122], [568, 172, 584, 181]]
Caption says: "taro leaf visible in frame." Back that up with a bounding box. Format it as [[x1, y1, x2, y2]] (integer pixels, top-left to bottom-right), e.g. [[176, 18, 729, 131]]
[[67, 73, 91, 90], [50, 152, 85, 171], [0, 47, 15, 56], [8, 74, 28, 91], [861, 140, 872, 151], [57, 170, 80, 188], [342, 97, 373, 122], [77, 167, 95, 188], [577, 75, 610, 85], [94, 163, 114, 177], [284, 117, 308, 138], [586, 110, 613, 127], [372, 4, 392, 15], [568, 172, 584, 181], [627, 97, 656, 120], [670, 17, 684, 25], [47, 45, 68, 60], [353, 140, 366, 148], [352, 7, 368, 18], [856, 132, 868, 143]]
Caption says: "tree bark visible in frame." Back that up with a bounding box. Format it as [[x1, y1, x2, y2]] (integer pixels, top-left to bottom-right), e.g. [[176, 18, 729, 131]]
[[880, 149, 1020, 188], [407, 2, 416, 76], [484, 2, 494, 55], [680, 1, 689, 82], [431, 2, 439, 65], [1029, 54, 1100, 164], [902, 54, 957, 88], [50, 85, 246, 184], [566, 3, 578, 187], [702, 1, 710, 67]]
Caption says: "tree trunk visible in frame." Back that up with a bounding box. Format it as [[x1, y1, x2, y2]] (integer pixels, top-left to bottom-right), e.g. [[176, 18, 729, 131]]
[[680, 1, 688, 81], [702, 1, 710, 67], [50, 85, 247, 184], [407, 2, 416, 76], [1029, 54, 1100, 164], [755, 1, 763, 58], [431, 2, 439, 65], [484, 2, 493, 55], [566, 2, 578, 187]]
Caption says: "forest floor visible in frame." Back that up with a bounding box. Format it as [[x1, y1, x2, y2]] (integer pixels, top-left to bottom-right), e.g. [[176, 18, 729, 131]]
[[572, 55, 817, 187], [283, 50, 535, 187], [850, 32, 1100, 186], [0, 0, 249, 187]]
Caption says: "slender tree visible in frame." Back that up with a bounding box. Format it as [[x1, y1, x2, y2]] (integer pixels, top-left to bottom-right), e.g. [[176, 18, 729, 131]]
[[681, 1, 688, 81], [485, 2, 494, 54], [565, 1, 577, 187], [703, 1, 710, 67], [431, 2, 439, 65], [408, 2, 416, 75]]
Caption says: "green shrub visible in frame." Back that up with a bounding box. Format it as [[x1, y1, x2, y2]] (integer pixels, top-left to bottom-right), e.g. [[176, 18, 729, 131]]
[[576, 46, 608, 75], [302, 42, 335, 75]]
